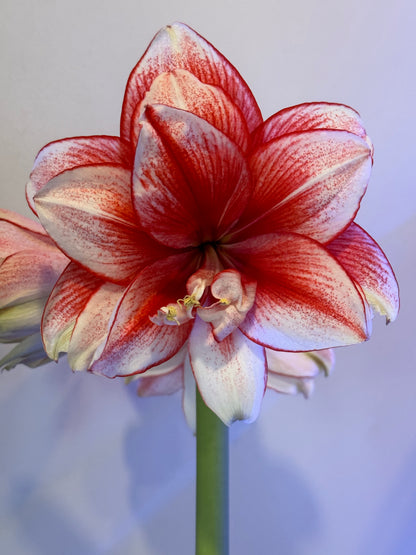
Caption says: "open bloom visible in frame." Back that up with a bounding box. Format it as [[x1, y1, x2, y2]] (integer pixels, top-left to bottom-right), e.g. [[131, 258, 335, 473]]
[[26, 23, 398, 424], [0, 210, 68, 369]]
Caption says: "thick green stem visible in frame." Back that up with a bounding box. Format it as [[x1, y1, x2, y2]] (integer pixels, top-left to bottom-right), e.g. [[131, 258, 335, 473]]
[[196, 389, 229, 555]]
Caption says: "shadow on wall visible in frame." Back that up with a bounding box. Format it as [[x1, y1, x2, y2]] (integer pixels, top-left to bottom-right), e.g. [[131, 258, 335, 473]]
[[359, 443, 416, 555]]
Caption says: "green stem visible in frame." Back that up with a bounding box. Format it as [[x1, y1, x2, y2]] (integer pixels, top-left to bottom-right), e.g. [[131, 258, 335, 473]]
[[196, 388, 229, 555]]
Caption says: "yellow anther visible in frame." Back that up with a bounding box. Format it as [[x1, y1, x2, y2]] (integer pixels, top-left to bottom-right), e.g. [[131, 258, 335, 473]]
[[178, 294, 200, 308], [165, 305, 178, 323], [219, 298, 230, 305]]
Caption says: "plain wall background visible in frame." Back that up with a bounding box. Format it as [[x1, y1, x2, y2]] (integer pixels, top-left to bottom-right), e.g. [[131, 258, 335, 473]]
[[1, 1, 415, 553]]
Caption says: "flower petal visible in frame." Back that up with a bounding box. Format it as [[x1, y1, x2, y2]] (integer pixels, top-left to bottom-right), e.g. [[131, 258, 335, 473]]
[[121, 22, 262, 141], [267, 372, 315, 398], [232, 130, 372, 243], [34, 164, 171, 283], [137, 366, 183, 397], [131, 69, 249, 151], [42, 263, 103, 360], [189, 317, 267, 425], [68, 281, 125, 371], [0, 251, 67, 308], [183, 352, 196, 432], [133, 105, 251, 247], [0, 299, 45, 342], [266, 348, 335, 379], [0, 209, 58, 259], [0, 333, 49, 370], [91, 252, 199, 378], [251, 102, 372, 151], [327, 223, 399, 322], [26, 136, 133, 214], [225, 233, 371, 350]]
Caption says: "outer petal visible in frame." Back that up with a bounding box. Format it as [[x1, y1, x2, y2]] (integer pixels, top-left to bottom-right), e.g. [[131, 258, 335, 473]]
[[327, 223, 399, 322], [225, 233, 371, 351], [137, 367, 183, 397], [68, 281, 125, 371], [266, 348, 335, 397], [0, 333, 49, 370], [133, 105, 251, 247], [121, 22, 262, 141], [91, 252, 200, 378], [0, 299, 45, 342], [131, 69, 249, 151], [0, 251, 67, 307], [0, 209, 58, 259], [231, 130, 372, 244], [251, 102, 373, 152], [189, 317, 267, 425], [42, 263, 104, 360], [34, 164, 172, 283], [183, 352, 196, 432], [26, 136, 133, 214]]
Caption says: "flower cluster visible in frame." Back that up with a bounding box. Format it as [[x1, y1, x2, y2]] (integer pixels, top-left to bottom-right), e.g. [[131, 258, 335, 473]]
[[1, 23, 398, 424]]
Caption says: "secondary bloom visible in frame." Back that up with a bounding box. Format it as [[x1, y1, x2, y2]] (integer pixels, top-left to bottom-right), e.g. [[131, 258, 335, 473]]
[[0, 210, 68, 369], [24, 23, 398, 424]]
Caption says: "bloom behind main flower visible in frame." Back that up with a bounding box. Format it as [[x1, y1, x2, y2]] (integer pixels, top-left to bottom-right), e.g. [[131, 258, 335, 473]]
[[28, 23, 399, 424], [0, 210, 68, 369]]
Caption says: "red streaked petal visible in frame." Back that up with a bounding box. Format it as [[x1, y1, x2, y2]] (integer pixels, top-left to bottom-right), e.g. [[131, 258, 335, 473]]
[[0, 209, 59, 259], [133, 105, 251, 247], [327, 223, 399, 322], [251, 102, 372, 151], [42, 262, 103, 360], [68, 281, 125, 371], [121, 22, 262, 141], [34, 164, 172, 283], [0, 251, 67, 307], [189, 317, 267, 425], [26, 136, 133, 214], [225, 233, 371, 351], [232, 130, 372, 243], [90, 252, 199, 378], [131, 69, 249, 151]]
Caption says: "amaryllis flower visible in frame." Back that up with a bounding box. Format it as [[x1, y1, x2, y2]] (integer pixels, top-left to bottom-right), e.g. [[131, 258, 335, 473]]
[[0, 210, 68, 369], [26, 23, 398, 424]]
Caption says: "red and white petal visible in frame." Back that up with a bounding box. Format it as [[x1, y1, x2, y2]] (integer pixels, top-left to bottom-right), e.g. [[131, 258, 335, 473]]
[[225, 233, 371, 351], [42, 263, 103, 360], [266, 348, 335, 379], [34, 164, 171, 283], [189, 317, 267, 425], [27, 136, 133, 214], [183, 352, 196, 432], [68, 281, 125, 371], [131, 69, 249, 151], [267, 372, 315, 398], [133, 105, 251, 248], [0, 251, 67, 308], [137, 366, 184, 397], [0, 209, 59, 259], [251, 102, 372, 152], [233, 130, 372, 244], [121, 22, 262, 141], [327, 223, 399, 322], [90, 253, 199, 378]]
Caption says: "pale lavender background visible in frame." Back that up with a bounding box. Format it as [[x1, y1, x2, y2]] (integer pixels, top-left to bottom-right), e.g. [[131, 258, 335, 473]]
[[0, 1, 415, 553]]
